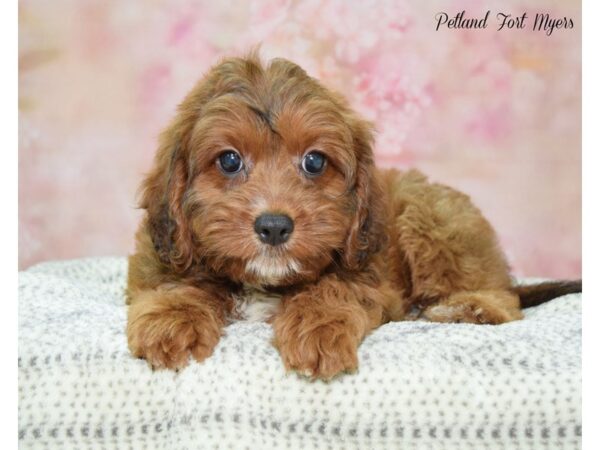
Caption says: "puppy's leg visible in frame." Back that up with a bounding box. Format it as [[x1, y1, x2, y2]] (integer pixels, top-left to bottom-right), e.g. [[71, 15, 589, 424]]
[[422, 290, 522, 324], [272, 275, 388, 380], [127, 285, 227, 370]]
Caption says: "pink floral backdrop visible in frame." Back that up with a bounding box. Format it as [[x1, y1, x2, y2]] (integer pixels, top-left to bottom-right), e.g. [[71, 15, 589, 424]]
[[19, 0, 581, 277]]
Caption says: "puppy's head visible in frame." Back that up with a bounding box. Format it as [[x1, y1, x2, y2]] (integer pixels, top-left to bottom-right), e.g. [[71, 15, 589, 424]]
[[140, 55, 384, 286]]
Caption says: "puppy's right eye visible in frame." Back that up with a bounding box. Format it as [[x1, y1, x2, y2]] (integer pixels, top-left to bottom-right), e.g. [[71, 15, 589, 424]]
[[217, 150, 243, 175]]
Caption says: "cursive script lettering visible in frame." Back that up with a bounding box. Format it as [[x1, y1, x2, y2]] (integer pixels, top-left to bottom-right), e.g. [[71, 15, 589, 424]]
[[435, 10, 575, 35], [435, 10, 490, 31]]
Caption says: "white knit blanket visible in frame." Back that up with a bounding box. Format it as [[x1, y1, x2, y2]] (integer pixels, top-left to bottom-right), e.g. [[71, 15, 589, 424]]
[[18, 258, 581, 449]]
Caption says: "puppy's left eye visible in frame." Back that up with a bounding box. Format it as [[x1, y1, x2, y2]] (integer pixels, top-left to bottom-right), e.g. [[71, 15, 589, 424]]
[[217, 150, 243, 175], [301, 151, 326, 176]]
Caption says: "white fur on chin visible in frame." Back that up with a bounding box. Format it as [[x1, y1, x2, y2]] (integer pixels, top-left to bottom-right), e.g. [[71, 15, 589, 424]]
[[236, 255, 300, 322], [245, 255, 300, 285]]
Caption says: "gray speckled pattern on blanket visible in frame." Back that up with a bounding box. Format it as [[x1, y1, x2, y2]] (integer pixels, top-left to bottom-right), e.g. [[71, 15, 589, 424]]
[[18, 257, 581, 449]]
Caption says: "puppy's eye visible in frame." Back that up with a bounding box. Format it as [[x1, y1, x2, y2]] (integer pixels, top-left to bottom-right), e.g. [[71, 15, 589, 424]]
[[301, 151, 326, 176], [217, 150, 243, 175]]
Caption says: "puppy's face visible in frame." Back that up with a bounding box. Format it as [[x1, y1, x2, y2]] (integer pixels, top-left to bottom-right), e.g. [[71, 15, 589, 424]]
[[142, 57, 382, 286]]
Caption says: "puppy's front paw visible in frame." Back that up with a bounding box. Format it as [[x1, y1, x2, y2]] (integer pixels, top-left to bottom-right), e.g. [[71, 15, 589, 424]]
[[273, 312, 360, 380], [127, 297, 223, 370]]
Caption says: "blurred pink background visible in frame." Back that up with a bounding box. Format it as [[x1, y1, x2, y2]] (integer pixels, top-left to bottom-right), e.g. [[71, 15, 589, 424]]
[[18, 0, 581, 278]]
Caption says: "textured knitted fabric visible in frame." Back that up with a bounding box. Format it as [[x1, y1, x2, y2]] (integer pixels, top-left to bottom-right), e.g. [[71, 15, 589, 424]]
[[18, 257, 582, 449]]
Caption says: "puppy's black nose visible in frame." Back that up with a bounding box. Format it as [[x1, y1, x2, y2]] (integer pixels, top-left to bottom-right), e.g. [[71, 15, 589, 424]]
[[254, 214, 294, 246]]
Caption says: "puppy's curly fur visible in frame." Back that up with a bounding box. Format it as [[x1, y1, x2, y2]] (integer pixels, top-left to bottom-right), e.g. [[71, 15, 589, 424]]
[[126, 54, 581, 379]]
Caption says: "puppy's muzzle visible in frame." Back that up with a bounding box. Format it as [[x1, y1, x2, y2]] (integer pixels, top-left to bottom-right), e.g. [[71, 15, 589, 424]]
[[254, 214, 294, 246]]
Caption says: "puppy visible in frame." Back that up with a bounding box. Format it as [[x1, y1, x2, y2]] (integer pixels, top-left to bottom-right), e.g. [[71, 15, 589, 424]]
[[126, 54, 581, 379]]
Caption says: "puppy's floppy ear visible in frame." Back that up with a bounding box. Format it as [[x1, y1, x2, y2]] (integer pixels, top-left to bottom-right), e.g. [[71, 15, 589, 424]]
[[139, 122, 196, 272], [342, 118, 386, 271]]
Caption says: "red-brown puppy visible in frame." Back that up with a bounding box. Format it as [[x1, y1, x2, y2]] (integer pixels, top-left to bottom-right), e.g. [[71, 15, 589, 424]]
[[126, 54, 580, 379]]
